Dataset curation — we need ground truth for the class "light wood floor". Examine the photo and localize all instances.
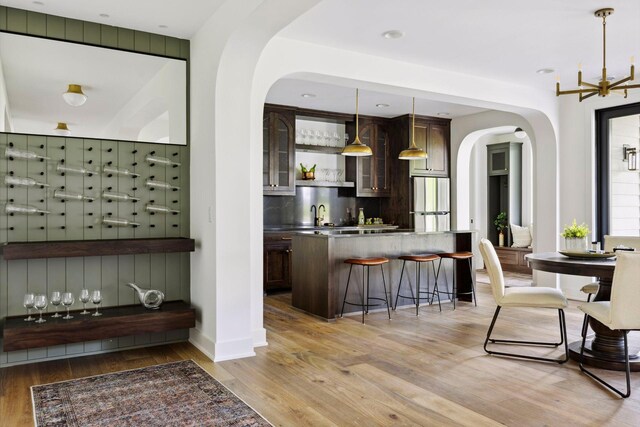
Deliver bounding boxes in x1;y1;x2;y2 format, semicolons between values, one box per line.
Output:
3;275;640;426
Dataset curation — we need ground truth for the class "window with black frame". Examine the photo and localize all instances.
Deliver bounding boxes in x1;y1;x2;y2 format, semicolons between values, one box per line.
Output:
595;102;640;242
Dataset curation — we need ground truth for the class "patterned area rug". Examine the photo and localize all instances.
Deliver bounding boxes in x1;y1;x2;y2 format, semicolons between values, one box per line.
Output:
31;360;271;427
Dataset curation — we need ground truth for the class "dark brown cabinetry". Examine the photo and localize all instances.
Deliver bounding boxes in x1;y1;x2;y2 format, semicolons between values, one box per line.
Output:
346;118;390;197
493;246;532;274
408;118;450;177
264;233;292;291
263;107;296;196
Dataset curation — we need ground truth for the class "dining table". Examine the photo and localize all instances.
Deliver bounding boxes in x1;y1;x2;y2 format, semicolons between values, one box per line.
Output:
525;251;639;372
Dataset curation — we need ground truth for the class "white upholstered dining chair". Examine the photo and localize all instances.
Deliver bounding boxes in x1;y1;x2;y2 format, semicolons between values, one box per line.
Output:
479;238;569;363
579;251;640;398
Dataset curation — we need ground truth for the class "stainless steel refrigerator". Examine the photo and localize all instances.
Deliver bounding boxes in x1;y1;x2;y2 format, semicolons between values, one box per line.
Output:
413;177;450;232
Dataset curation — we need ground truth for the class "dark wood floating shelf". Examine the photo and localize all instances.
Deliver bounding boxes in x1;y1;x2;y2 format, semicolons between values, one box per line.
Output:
0;237;195;260
2;301;196;351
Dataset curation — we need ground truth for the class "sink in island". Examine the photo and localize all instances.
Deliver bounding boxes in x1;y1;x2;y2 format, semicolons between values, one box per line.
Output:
292;230;476;320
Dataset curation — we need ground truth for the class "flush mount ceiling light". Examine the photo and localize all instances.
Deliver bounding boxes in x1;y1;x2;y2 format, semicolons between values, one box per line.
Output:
341;88;372;157
376;103;390;108
300;93;316;98
437;112;450;117
399;97;427;160
536;68;555;74
99;13;109;18
63;84;87;106
556;8;640;101
514;127;527;138
54;122;71;136
381;30;404;39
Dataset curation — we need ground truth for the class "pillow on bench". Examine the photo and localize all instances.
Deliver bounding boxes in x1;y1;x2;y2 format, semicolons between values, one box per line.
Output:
511;224;532;248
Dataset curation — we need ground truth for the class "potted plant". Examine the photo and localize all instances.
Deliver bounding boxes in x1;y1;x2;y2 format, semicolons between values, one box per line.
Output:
561;219;590;251
494;212;508;247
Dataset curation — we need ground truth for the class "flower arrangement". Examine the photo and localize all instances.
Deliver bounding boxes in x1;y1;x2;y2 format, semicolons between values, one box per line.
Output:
561;219;590;238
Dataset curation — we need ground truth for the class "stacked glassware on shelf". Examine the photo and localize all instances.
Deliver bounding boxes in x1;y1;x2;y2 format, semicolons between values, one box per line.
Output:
296;129;347;147
22;289;103;322
315;168;345;183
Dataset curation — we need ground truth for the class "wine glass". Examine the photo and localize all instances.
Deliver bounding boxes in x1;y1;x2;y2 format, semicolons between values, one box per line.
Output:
314;130;322;146
79;289;90;314
91;290;102;316
23;293;35;321
323;131;331;145
34;294;48;323
337;169;344;182
62;292;75;319
332;132;340;147
50;291;62;317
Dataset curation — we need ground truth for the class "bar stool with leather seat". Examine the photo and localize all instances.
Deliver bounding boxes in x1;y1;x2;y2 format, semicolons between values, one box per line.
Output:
393;254;441;315
479;238;569;364
434;251;476;309
579;251;640;398
340;257;391;324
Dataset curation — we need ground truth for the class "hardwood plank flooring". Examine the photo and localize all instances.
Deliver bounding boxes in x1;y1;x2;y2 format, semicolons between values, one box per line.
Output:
2;273;640;426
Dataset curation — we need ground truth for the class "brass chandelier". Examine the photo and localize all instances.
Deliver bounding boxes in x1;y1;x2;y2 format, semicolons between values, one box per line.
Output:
556;8;639;102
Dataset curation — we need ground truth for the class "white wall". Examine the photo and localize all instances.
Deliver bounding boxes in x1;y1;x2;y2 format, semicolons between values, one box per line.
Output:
0;55;12;132
610;115;640;236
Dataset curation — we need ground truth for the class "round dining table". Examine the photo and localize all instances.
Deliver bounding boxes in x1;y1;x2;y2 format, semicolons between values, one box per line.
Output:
526;252;639;371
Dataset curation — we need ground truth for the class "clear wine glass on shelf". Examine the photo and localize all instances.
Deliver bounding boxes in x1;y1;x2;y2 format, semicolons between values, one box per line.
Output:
23;293;35;321
332;169;339;182
79;289;90;315
91;290;102;317
323;131;331;145
34;294;48;323
50;291;62;317
337;169;345;182
344;133;349;147
332;132;340;147
300;129;308;144
295;129;302;144
314;130;323;146
62;292;74;319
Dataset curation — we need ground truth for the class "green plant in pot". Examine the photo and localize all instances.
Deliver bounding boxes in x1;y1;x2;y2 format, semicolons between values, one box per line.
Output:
494;212;508;247
561;219;590;251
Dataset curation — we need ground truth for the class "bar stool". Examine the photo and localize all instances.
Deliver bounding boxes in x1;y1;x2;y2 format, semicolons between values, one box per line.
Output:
340;257;391;324
435;251;476;309
393;254;441;315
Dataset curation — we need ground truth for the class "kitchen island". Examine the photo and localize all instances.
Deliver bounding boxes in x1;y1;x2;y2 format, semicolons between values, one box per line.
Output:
292;229;475;320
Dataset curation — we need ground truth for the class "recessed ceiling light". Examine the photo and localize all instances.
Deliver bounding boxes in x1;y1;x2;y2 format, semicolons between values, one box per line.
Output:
381;30;404;39
300;93;316;98
99;13;110;18
536;68;555;74
376;103;390;108
158;24;168;29
437;112;450;116
32;1;44;5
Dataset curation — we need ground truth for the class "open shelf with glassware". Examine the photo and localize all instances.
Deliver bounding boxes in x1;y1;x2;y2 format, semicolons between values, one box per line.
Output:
2;301;195;351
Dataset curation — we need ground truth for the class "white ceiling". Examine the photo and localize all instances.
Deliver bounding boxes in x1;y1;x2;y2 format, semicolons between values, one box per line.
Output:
4;0;640;117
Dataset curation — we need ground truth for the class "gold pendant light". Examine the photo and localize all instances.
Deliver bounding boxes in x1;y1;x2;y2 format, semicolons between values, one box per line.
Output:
556;8;640;102
54;122;71;136
398;97;427;160
342;88;373;157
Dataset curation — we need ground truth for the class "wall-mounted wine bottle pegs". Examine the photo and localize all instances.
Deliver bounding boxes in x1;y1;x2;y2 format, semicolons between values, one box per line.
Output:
5;147;50;161
56;163;96;176
103;164;140;178
100;216;141;227
53;189;95;202
145;154;181;167
4;175;49;188
102;191;140;202
5;203;50;215
145;179;180;191
145;204;180;214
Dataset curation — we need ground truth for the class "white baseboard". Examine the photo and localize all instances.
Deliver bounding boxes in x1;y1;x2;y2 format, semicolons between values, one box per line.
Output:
252;327;268;348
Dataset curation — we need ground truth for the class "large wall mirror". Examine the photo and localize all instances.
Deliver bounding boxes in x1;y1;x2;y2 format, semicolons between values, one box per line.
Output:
0;32;187;145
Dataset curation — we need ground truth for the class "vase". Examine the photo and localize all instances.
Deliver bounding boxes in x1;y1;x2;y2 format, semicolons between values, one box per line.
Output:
498;232;505;247
564;236;588;251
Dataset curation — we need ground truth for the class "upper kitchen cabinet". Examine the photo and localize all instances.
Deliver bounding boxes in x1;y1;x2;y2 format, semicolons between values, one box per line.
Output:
488;143;510;176
408;118;450;177
263;106;296;196
346;118;390;197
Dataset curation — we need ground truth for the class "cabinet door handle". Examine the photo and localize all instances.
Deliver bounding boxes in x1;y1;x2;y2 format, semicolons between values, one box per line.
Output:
281;237;292;240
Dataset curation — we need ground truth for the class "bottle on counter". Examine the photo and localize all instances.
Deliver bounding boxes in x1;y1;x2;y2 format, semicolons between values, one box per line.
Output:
358;208;365;225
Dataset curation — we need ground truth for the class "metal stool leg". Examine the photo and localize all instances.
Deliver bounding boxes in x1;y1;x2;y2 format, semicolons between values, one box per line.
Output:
431;260;442;312
469;258;477;307
452;258;457;310
340;265;354;318
415;262;421;316
380;264;391;320
394;260;410;310
362;265;367;323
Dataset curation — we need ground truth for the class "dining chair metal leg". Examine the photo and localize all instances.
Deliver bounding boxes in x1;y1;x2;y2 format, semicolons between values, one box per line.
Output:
579;315;631;398
484;306;569;364
580;293;594;338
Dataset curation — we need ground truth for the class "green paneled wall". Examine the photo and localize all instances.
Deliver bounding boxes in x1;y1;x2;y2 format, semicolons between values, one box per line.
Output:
0;7;191;366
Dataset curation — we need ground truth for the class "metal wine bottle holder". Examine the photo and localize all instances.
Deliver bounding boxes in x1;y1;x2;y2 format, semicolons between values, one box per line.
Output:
126;283;165;309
